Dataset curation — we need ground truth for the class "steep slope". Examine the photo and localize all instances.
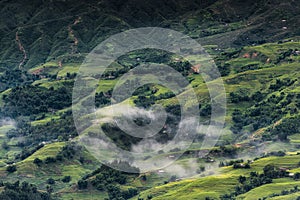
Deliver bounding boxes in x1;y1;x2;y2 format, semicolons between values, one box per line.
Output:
136;153;300;200
1;0;300;69
0;39;299;199
0;1;300;199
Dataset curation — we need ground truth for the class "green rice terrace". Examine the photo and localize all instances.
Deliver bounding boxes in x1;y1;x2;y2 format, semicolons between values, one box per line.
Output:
0;0;300;199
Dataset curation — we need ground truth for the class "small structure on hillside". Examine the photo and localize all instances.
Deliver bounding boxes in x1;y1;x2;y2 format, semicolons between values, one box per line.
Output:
191;64;201;74
243;53;251;58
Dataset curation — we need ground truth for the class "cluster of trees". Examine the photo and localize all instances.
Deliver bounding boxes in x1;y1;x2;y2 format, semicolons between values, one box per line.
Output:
3;83;73;118
134;91;175;109
231;91;299;135
215;62;230;76
210;145;238;157
34;156;55;166
95;90;112;108
106;185;138;200
230;90;264;103
220;164;289;199
267;185;299;199
33;142;79;167
237;63;261;73
0;69;39;91
0;181;51;200
233;162;251;169
117;49;192;76
81;161;139;183
102;123;142;151
269;78;296;91
101;66;131;80
57;142;78;160
265;151;286;157
251;151;287;163
275;49;295;64
91;167;128;190
78;164;139;199
219;159;244;167
165;104;181;117
99;49;198;92
263;164;290;179
104;80;176;110
44;176;71;186
6;112;76;154
214;48;242;76
293;173;300;180
269;115;300;141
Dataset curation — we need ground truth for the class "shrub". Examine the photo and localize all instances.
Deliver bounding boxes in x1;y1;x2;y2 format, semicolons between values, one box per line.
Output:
33;158;43;166
61;176;71;183
47;178;55;185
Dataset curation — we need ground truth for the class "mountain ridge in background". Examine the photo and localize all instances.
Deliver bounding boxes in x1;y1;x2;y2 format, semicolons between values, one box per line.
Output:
1;0;299;69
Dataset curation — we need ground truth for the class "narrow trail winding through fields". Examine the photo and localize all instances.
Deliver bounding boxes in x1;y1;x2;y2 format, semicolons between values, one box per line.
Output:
15;29;27;69
68;17;81;54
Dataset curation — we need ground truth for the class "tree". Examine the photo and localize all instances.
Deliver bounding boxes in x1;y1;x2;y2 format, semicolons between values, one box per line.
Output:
238;175;246;184
62;176;71;183
47;178;55;185
33;158;43;166
197;166;205;173
77;180;88;190
294;173;300;180
0;181;51;200
263;164;278;178
141;174;147;181
6;165;16;173
244;163;251;169
46;185;53;194
1;141;9;150
251;91;264;101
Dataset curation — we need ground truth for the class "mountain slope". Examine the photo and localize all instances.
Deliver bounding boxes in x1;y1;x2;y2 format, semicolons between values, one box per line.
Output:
1;0;300;69
0;1;300;200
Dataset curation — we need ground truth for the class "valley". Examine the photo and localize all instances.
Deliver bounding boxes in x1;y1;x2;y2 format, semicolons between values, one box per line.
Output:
0;0;300;199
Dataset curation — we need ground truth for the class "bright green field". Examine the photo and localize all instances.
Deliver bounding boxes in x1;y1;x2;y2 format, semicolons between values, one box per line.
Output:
136;154;300;200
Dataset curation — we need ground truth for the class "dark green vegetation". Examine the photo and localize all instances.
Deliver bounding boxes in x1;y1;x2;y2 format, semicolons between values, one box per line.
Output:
1;0;300;69
0;181;51;200
0;0;300;199
3;83;73;117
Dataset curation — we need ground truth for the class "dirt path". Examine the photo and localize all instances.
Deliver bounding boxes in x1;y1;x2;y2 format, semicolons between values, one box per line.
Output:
15;29;27;69
68;17;81;54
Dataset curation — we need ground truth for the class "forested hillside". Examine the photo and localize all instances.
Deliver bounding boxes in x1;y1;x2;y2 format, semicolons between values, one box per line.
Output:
0;0;300;199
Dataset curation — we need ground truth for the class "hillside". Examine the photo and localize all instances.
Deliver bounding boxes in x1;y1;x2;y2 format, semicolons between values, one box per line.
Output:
0;39;299;199
1;0;300;69
0;0;300;199
137;153;300;199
